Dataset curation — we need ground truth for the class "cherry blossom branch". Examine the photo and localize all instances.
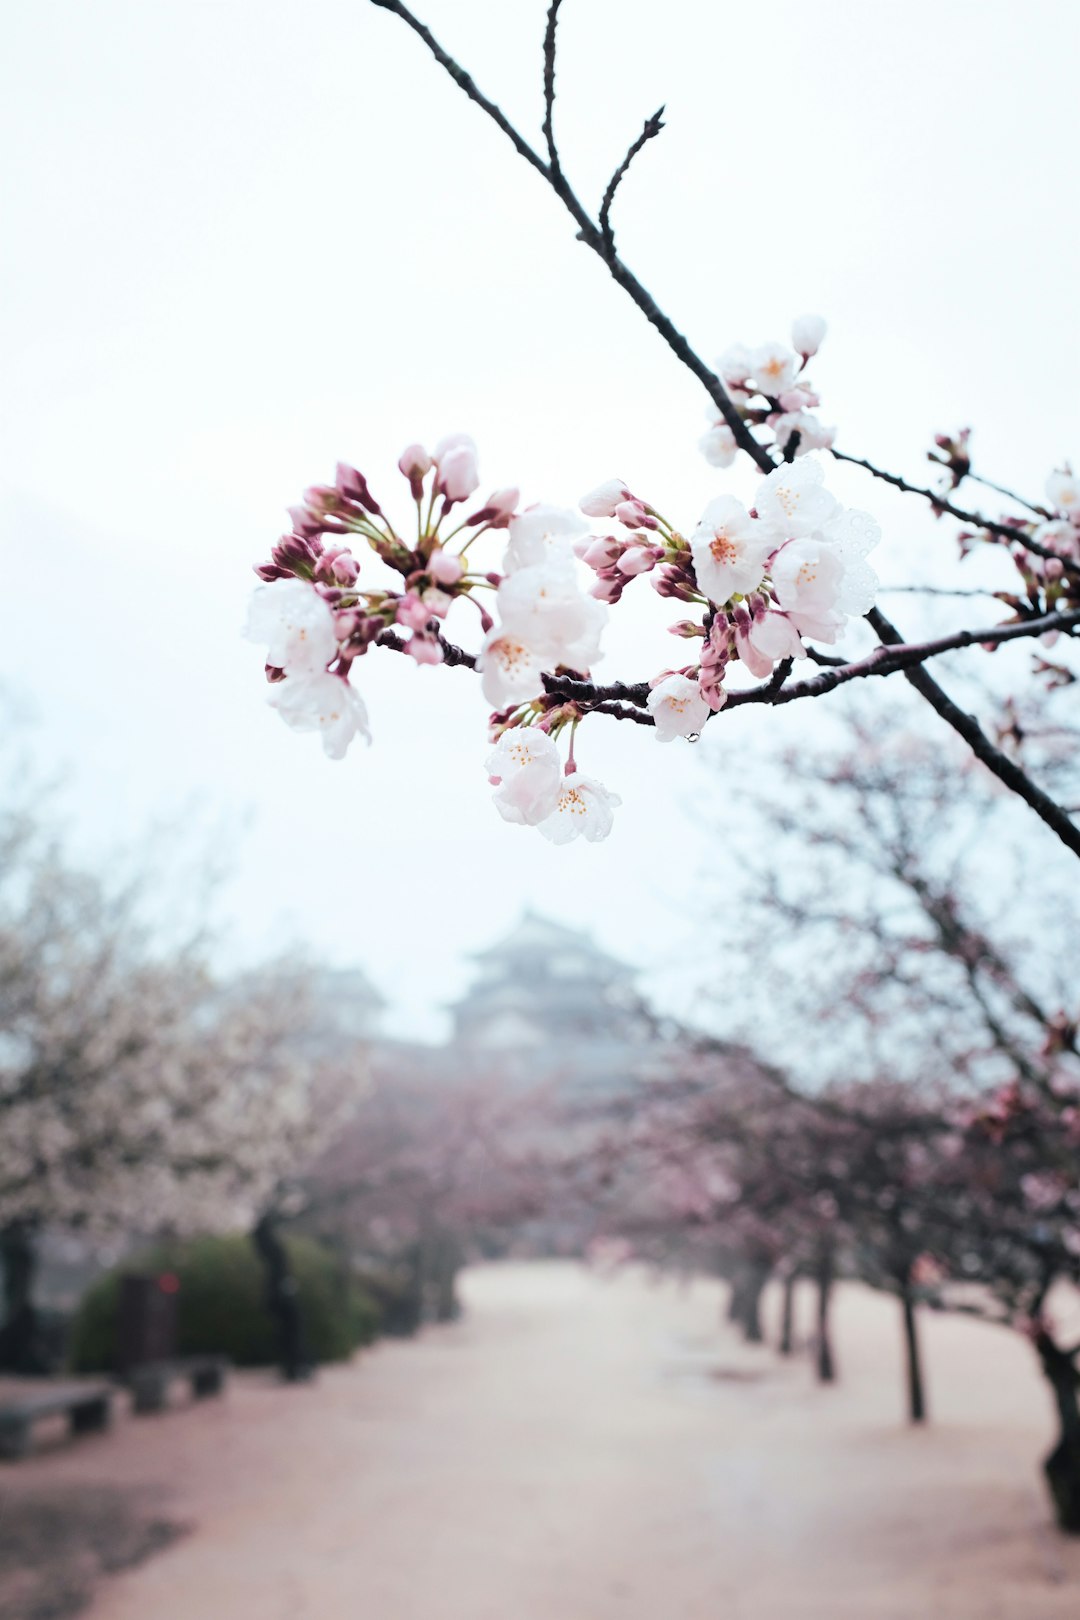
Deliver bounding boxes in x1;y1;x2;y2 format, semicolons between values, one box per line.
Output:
960;468;1050;519
867;608;1080;860
831;449;1064;561
536;607;1080;715
368;0;774;475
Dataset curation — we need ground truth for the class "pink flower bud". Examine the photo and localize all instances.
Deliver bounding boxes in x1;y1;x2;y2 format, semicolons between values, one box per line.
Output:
590;574;625;604
580;479;631;518
617;544;659;575
434;435;480;504
316;546;361;586
466;487;519;529
335;463;382;514
429;548;465;586
407;631;444;665
582;536;621;571
615;499;650;528
287;504;323;539
398;443;432;501
395;591;431;632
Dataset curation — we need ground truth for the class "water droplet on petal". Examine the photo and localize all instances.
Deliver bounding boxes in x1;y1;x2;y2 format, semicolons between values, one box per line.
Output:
685;731;701;743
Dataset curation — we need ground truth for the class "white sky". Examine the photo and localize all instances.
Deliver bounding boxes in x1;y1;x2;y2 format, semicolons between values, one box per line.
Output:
2;0;1078;1039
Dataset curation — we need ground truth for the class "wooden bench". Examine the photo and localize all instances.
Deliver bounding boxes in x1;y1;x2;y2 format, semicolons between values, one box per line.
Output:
0;1380;113;1460
128;1355;228;1414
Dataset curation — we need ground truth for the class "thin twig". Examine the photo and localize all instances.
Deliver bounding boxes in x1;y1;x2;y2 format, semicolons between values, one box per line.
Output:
832;450;1064;563
368;0;774;474
962;467;1050;519
541;1;564;177
599;107;666;256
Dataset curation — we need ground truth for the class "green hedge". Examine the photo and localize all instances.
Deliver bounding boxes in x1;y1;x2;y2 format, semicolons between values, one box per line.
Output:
69;1232;381;1372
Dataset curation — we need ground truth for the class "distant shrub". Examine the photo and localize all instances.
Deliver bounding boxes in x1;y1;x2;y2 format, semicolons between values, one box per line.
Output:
69;1232;380;1372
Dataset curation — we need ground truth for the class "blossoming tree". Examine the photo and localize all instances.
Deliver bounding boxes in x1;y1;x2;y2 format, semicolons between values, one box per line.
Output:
0;808;344;1373
243;1;1080;859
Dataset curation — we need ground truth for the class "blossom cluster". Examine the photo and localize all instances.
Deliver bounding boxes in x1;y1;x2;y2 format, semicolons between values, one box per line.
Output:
699;314;835;469
245;404;879;844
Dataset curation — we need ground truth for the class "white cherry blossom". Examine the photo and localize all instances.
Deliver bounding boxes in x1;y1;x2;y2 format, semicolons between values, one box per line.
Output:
754;456;841;540
268;672;371;758
1046;469;1080;516
717;343;753;386
537;775;621;844
699;420;738;469
476;627;548;709
749;341;799;397
770;539;847;641
736;611;805;677
496;560;607;671
690;495;773;603
770;410;837;458
486;728;562;825
503;504;588;572
245;580;337;675
647;674;711;742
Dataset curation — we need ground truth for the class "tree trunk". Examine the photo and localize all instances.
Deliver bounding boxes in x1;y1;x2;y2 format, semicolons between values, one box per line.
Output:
815;1242;836;1383
0;1221;47;1374
778;1268;797;1356
251;1214;313;1383
1034;1329;1080;1533
725;1268;746;1324
900;1285;927;1424
742;1262;768;1344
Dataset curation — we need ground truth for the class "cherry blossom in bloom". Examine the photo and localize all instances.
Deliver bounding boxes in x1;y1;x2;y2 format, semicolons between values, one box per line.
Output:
486;728;562;825
770;505;880;642
245;580;337;675
770;409;837;458
268;672;371;759
749;341;799;398
698;420;738;469
503;505;588;572
496;560;607;671
754;456;842;540
476;628;549;709
537;775;621;844
689;496;772;604
1046;468;1080;517
735;609;805;677
647;674;711;741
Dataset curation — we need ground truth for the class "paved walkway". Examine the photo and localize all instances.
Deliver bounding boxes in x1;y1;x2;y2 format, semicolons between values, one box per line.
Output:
8;1263;1080;1618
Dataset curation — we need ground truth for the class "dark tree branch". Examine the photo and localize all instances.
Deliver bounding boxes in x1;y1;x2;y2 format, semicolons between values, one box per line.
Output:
541;1;564;178
368;0;774;474
833;450;1065;563
867;609;1080;861
599;107;666;256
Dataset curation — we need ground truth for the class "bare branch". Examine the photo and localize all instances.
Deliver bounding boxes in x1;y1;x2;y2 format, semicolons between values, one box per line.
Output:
832;449;1066;563
368;0;773;473
599;107;666;257
541;1;564;177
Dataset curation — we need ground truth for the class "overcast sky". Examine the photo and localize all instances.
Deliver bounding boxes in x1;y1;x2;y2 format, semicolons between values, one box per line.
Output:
3;0;1078;1039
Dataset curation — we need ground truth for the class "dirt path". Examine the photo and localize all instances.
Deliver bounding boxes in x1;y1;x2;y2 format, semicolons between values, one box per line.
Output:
7;1262;1080;1618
